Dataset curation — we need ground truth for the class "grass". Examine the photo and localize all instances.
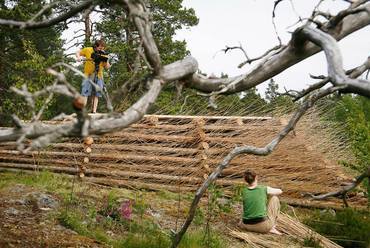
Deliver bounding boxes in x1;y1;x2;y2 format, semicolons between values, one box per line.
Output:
0;170;229;248
58;207;226;248
0;170;69;193
179;229;226;248
304;208;370;248
302;232;323;248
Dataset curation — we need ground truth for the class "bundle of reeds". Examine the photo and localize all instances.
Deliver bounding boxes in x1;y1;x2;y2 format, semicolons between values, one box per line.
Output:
229;213;342;248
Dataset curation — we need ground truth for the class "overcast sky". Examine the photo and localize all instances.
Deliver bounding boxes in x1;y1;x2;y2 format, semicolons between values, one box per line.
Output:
175;0;370;95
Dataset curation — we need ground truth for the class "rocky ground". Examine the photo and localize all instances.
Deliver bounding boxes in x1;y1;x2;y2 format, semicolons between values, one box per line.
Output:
0;184;104;248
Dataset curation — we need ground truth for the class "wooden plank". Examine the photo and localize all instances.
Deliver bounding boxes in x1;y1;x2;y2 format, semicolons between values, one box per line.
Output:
0;167;196;192
0;157;202;176
0;162;203;183
144;114;273;121
0;156;328;182
0;148;313;168
96;132;271;145
0;149;201;164
0;162;349;194
51;143;200;155
129;123;282;132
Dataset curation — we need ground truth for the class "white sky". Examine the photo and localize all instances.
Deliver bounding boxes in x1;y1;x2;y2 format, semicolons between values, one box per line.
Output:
175;0;370;95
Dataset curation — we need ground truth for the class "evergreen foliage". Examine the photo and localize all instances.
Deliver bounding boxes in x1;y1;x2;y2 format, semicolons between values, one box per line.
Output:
0;0;65;125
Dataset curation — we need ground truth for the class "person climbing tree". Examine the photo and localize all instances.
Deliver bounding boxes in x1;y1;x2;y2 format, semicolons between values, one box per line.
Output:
238;169;283;235
76;39;110;113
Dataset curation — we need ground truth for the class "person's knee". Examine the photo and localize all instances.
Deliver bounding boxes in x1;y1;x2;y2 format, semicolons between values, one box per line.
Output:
270;195;280;204
237;221;244;229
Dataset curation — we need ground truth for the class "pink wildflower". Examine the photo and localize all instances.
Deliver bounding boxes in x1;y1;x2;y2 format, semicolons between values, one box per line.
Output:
119;199;133;220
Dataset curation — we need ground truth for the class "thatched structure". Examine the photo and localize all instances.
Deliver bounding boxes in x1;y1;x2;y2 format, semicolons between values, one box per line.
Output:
0;114;366;209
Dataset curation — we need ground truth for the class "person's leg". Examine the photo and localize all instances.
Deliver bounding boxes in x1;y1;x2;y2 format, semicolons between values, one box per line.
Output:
91;78;104;113
267;196;280;225
267;196;281;235
91;96;98;113
238;220;272;233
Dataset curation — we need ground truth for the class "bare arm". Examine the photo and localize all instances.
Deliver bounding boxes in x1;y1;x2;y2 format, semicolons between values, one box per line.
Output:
76;50;82;62
267;186;282;196
104;61;111;69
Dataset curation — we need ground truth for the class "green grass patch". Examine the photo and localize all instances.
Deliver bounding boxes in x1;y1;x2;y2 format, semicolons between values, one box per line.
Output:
304;208;370;248
178;229;226;248
302;233;323;248
0;170;71;192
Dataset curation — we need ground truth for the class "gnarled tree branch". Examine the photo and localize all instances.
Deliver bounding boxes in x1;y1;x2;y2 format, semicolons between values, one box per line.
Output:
0;0;95;29
298;26;370;97
308;166;370;207
186;2;370;94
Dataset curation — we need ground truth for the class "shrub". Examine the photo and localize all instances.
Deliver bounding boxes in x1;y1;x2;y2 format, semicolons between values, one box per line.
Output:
305;208;370;248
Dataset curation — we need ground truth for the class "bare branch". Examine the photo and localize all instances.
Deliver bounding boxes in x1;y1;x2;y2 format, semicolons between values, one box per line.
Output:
278;87;299;98
207;95;218;110
32;82;57;122
272;0;283;45
299;26;370;97
312;11;333;21
308;166;370;207
238;45;282;68
293;78;330;102
0;0;95;29
288;0;303;22
272;0;285;18
327;2;369;28
123;0;162;73
186;2;370;95
221;44;250;62
11;115;24;129
294;57;370;101
29;1;61;22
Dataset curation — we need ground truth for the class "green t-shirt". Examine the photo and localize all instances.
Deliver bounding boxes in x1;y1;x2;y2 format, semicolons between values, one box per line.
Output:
242;185;267;220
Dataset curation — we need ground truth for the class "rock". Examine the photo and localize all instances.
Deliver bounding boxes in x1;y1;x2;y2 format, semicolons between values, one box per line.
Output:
27;193;59;209
5;207;20;216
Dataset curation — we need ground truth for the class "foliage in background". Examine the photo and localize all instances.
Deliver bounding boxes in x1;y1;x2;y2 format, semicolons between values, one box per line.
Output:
149;82;273;116
319;95;370;203
304;208;370;248
322;95;369;171
264;78;296;115
0;0;65;125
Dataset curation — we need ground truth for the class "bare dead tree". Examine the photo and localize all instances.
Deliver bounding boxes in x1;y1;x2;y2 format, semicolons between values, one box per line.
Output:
82;6;94;44
307;166;370;207
294;57;370;102
0;1;369;247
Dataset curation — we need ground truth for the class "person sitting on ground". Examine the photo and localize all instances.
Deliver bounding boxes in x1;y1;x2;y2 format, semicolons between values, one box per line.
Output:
238;169;283;235
76;39;110;113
